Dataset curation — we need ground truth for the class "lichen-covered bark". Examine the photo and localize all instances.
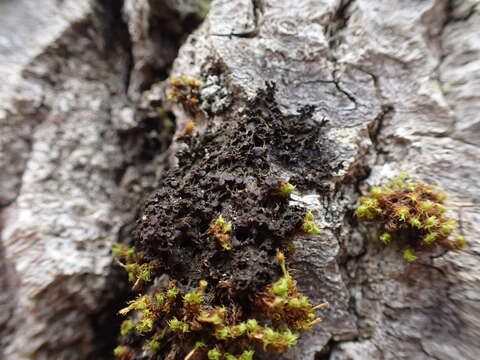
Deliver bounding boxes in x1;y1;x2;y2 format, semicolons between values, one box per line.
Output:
0;0;479;359
328;1;480;359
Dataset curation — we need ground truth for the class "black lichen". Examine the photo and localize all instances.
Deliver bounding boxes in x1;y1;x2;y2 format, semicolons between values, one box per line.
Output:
137;82;339;294
121;82;339;358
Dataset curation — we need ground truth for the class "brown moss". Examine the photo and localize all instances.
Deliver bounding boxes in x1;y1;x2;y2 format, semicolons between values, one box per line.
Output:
208;216;233;251
167;75;202;114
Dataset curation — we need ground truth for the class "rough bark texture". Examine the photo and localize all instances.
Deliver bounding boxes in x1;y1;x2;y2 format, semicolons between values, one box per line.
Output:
0;0;478;359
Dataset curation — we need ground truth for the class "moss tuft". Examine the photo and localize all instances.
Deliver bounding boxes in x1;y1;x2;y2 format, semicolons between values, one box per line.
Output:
302;211;322;235
277;180;296;197
112;244;158;291
166;75;202;114
209;215;233;250
113;252;327;359
356;174;466;261
114;345;134;360
403;249;418;262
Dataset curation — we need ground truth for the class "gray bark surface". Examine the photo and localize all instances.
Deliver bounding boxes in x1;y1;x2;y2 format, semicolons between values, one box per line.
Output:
0;0;478;359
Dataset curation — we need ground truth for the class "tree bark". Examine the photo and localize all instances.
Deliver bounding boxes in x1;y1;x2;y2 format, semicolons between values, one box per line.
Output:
0;0;479;359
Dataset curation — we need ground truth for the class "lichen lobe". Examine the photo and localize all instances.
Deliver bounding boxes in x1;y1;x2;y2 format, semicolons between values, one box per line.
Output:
138;82;340;289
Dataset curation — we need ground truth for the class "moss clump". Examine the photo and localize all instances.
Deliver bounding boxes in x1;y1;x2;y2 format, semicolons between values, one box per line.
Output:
113;345;134;360
120;319;135;336
114;252;327;359
403;249;418;262
167;75;202;114
209;216;233;250
302;211;322;235
276;180;296;197
255;251;328;332
356;173;466;261
112;244;158;291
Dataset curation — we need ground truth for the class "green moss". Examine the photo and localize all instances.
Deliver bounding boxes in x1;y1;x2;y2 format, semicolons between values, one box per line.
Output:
440;219;457;235
209;215;233;250
403;249;418;262
138;263;155;282
379;233;392;244
454;235;467;250
155;293;165;307
113;252;327;359
166;282;180;298
423;216;439;229
136;317;154;334
214;216;232;233
195;341;207;349
246;319;259;332
239;350;255;360
112;243;157;289
423;232;438;244
208;348;222;360
112;244;136;263
167;317;190;333
418;200;435;213
184;291;203;305
120;319;135;336
355;198;383;220
118;295;151;315
215;326;230;340
147;339;160;352
356;174;466;261
231;323;248;337
272;276;289;297
409;217;422;228
278;180;296;196
302;211;322;234
113;345;132;359
394;205;409;221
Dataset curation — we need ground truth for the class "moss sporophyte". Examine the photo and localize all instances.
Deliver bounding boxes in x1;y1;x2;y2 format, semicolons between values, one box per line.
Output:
355;173;466;261
113;249;328;360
